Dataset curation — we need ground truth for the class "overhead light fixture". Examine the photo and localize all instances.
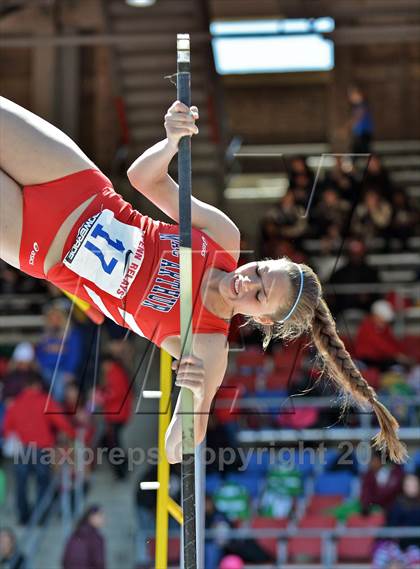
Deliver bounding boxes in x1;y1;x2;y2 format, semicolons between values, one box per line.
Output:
126;0;156;6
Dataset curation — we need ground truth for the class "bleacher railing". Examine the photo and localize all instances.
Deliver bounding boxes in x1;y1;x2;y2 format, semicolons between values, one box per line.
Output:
22;429;87;568
206;527;420;568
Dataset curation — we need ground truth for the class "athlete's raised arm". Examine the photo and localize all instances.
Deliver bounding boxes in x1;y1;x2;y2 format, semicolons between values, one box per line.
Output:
127;101;240;253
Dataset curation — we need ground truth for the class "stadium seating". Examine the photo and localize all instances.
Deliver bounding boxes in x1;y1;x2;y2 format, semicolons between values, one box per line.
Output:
403;335;420;362
226;472;263;499
235;350;267;373
149;537;180;564
206;472;223;495
272;342;305;376
346;512;385;528
288;536;322;562
314;472;355;496
306;494;344;515
265;370;292;391
362;367;381;389
277;448;315;477
239;448;271;476
336;536;374;562
337;512;385;559
250;516;288;558
225;373;256;394
288;514;337;562
299;514;337;529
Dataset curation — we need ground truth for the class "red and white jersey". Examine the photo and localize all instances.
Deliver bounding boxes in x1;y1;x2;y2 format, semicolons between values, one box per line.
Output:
47;185;238;347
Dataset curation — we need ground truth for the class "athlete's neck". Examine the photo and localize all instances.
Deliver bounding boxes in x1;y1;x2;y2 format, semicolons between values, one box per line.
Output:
201;268;233;321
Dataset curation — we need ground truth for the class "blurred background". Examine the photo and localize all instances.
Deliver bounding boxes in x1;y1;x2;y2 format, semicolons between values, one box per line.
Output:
0;0;419;568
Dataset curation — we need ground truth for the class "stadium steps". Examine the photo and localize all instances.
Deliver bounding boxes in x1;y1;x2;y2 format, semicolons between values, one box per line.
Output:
0;460;137;568
105;0;226;184
30;466;136;569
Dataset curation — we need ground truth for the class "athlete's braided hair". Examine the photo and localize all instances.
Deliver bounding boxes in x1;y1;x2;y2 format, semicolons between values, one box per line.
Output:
251;258;408;463
311;298;407;463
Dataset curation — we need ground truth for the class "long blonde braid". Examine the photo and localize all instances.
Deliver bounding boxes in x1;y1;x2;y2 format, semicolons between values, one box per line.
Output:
311;299;408;463
252;259;408;464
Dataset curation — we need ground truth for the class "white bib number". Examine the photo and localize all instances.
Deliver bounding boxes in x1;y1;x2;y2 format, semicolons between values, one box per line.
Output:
64;209;145;299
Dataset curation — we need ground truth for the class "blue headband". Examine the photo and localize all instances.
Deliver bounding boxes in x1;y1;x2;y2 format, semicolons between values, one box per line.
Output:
280;263;304;323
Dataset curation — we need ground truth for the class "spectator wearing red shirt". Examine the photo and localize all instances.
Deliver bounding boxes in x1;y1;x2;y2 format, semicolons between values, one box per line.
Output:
4;375;75;524
355;300;411;371
360;451;404;515
99;355;133;480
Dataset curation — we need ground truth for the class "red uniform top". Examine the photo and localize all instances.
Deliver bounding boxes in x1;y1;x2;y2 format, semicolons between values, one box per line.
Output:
45;174;238;347
4;386;76;448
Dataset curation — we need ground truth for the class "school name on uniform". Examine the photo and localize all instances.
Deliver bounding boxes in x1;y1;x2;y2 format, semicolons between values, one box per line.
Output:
141;233;180;313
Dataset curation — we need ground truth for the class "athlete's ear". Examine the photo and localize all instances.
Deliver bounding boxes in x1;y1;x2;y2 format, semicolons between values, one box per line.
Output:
254;315;274;326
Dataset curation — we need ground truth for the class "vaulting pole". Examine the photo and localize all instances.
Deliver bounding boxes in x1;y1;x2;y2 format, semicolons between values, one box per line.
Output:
176;33;197;569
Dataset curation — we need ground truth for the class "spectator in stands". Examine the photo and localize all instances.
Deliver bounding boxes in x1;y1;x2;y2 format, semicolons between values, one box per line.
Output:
0;527;25;569
0;264;20;296
63;381;95;446
373;545;419;569
267;192;307;244
322;156;356;203
0;342;41;404
272;238;307;264
258;214;281;259
219;555;244;569
98;354;133;480
328;239;379;314
355;300;412;371
206;414;239;474
373;473;420;568
360;451;404;515
35;300;83;402
352;188;392;239
388;189;419;247
258;209;307;264
62;504;106;569
347;85;374;155
0;261;45;297
288;156;314;198
311;187;350;238
206;494;232;569
364;154;394;199
387;473;420;551
62;381;95;500
3;374;75;525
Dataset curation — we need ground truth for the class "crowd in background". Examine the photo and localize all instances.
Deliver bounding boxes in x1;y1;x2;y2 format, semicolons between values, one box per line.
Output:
258;153;419;262
0;298;134;567
0;88;419;569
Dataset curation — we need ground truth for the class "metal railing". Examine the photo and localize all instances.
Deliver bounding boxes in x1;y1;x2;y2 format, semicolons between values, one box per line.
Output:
206;527;420;569
21;430;87;568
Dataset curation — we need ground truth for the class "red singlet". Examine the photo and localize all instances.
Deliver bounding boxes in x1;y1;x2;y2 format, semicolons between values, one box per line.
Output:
19;169;238;346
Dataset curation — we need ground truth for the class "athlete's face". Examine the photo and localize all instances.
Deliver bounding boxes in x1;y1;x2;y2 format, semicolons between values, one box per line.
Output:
218;260;291;323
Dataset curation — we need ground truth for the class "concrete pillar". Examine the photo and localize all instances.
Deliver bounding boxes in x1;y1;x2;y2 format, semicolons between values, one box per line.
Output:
328;43;352;153
56;35;80;140
93;45;118;170
31;9;56;121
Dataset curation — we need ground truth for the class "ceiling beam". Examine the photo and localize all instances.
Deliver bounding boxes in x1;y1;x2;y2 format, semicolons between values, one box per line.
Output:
210;0;420;21
0;31;210;48
328;25;420;44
